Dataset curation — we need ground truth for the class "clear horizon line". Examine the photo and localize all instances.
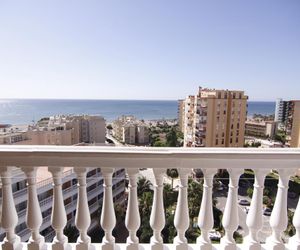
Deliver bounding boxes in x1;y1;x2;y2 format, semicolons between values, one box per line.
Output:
0;97;277;102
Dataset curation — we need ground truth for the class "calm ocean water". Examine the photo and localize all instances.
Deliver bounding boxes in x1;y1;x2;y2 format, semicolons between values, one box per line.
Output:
0;99;275;125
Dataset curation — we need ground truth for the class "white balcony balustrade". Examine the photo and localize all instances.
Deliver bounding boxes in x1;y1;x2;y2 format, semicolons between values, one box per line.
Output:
0;146;300;250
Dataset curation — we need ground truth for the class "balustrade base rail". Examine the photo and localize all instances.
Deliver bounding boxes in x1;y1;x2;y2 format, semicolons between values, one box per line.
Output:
10;243;295;250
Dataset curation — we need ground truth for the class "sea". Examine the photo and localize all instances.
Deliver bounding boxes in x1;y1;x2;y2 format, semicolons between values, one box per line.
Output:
0;99;275;125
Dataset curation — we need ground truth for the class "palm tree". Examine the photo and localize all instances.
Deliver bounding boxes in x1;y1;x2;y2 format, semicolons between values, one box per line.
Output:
137;177;152;197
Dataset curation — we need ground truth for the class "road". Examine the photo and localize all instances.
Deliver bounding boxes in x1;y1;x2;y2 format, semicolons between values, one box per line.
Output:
215;189;272;242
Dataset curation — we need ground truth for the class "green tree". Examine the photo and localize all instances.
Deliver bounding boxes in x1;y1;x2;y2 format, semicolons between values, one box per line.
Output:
247;187;253;198
188;179;203;220
163;183;178;208
153;141;167;147
137;191;153;242
166;169;179;188
285;210;295;236
166;127;178;147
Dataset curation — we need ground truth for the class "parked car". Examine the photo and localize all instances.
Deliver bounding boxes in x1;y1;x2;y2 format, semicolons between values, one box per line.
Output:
239;199;250;206
208;230;221;241
264;208;272;216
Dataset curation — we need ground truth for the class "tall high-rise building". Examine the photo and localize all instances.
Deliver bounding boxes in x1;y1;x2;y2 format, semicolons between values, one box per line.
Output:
180;87;248;147
274;98;289;124
286;100;300;147
274;99;300;147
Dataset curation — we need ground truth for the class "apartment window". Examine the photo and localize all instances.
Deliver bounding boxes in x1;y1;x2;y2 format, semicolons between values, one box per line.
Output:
230;138;233;143
230;131;233;136
218;92;221;99
231;124;233;129
217;116;220;122
233;93;236;99
236;138;239;143
222;139;224;144
216;139;218;145
236;130;239;136
224;110;226;115
216;133;219;138
222;132;225;137
237;123;240;129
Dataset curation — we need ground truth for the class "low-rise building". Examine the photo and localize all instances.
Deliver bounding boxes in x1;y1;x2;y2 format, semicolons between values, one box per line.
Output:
245;120;277;138
112;116;149;145
0;115;106;145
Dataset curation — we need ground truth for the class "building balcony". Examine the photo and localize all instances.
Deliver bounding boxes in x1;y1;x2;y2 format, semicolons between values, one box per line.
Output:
0;146;300;250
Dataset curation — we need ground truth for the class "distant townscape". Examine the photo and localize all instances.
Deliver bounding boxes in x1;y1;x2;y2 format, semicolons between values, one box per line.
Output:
1;87;300;244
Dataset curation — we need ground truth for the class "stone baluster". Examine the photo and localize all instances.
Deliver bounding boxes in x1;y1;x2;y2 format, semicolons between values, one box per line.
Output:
0;167;22;250
174;168;191;250
100;168;116;250
74;168;94;250
150;168;165;250
49;167;71;250
197;169;217;250
125;168;140;250
245;169;269;250
23;167;46;250
220;169;243;250
266;169;294;250
289;184;300;250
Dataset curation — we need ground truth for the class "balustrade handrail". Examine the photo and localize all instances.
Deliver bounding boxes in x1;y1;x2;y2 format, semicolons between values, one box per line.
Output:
1;145;300;250
1;146;300;170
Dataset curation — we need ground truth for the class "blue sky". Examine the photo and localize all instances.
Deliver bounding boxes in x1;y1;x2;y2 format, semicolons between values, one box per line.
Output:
0;0;299;101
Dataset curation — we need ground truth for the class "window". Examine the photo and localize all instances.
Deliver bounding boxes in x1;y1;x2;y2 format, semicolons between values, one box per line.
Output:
233;93;236;99
237;123;240;129
224;110;226;115
230;138;233;143
231;124;233;129
215;139;218;145
218;92;221;99
236;138;239;143
224;93;228;99
222;132;225;137
222;139;224;144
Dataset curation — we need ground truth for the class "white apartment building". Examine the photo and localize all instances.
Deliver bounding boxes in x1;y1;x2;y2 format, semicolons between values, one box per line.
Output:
275;98;288;124
112;116;149;145
0;167;126;242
